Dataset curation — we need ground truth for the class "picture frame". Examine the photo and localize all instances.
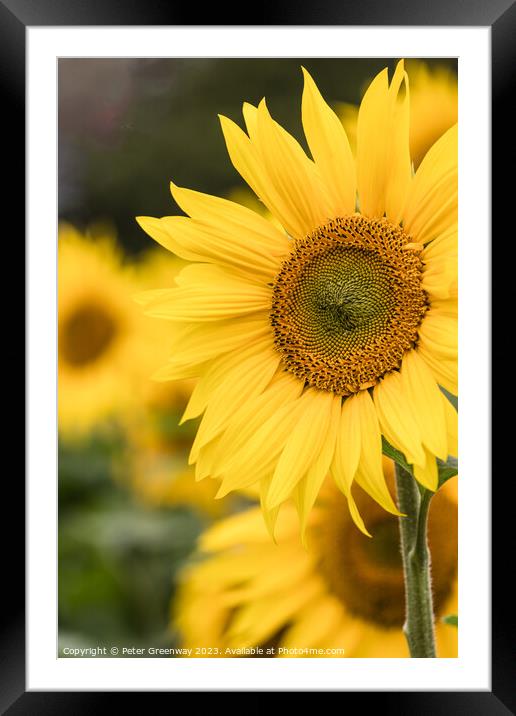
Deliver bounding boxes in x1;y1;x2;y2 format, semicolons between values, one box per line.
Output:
7;0;511;709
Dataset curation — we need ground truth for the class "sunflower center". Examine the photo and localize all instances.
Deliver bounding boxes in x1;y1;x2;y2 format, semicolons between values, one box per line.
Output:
311;482;457;628
271;215;428;395
59;303;117;367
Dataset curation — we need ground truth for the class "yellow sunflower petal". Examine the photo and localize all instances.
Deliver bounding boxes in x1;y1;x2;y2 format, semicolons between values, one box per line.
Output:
402;124;458;244
148;216;283;279
418;310;458;361
332;393;361;490
162;314;269;368
357;60;411;221
281;595;344;651
209;373;304;477
430;298;458;318
384;61;411;223
330;397;371;536
421;259;458;300
301;67;356;215
265;389;335;509
181;337;278;423
242;102;259;142
417;346;458;396
294;395;342;536
219;113;307;239
353;390;401;516
141;265;271;321
225;581;322;648
400;350;448;460
259;479;283;542
254;99;332;237
215;398;305;496
151;360;206;382
373;371;426;466
422;223;457;262
189;345;280;462
133;287;176;308
357;67;389;218
200;506;297;551
169;181;290;257
421;223;458;301
222;548;312;602
173;261;265;287
136;215;205;262
413;448;438;491
194;438;222;482
339;480;372;538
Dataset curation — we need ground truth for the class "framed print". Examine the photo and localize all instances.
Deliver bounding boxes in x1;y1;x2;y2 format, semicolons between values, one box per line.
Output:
7;0;513;710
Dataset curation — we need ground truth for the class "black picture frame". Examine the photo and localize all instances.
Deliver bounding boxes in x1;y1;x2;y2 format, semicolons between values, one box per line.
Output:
8;0;512;710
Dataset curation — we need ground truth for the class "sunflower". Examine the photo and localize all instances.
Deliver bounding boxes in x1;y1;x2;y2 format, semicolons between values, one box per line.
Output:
137;60;458;535
174;470;458;658
337;59;458;168
58;225;165;436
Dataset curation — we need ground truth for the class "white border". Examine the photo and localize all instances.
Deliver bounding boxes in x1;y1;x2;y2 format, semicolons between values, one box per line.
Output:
27;26;491;691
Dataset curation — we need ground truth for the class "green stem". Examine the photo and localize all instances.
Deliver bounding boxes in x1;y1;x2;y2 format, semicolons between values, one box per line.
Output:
395;462;436;658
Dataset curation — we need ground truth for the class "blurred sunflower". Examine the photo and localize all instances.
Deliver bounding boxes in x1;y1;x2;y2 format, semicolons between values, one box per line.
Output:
58;224;184;436
337;59;457;168
174;471;458;658
137;59;457;535
59;225;136;435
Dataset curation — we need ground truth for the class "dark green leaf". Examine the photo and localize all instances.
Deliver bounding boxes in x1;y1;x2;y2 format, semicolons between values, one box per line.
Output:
381;437;413;474
442;614;458;627
382;437;458;489
440;387;458;411
437;456;458;487
438;391;458;486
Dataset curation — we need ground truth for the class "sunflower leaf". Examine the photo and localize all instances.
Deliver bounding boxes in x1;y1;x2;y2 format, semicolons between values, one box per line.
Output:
437;456;458;488
440;386;458;411
442;614;458;627
382;437;458;489
381;437;413;474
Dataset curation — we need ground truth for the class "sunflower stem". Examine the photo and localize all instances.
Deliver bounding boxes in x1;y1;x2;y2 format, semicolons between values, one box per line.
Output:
395;462;436;658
